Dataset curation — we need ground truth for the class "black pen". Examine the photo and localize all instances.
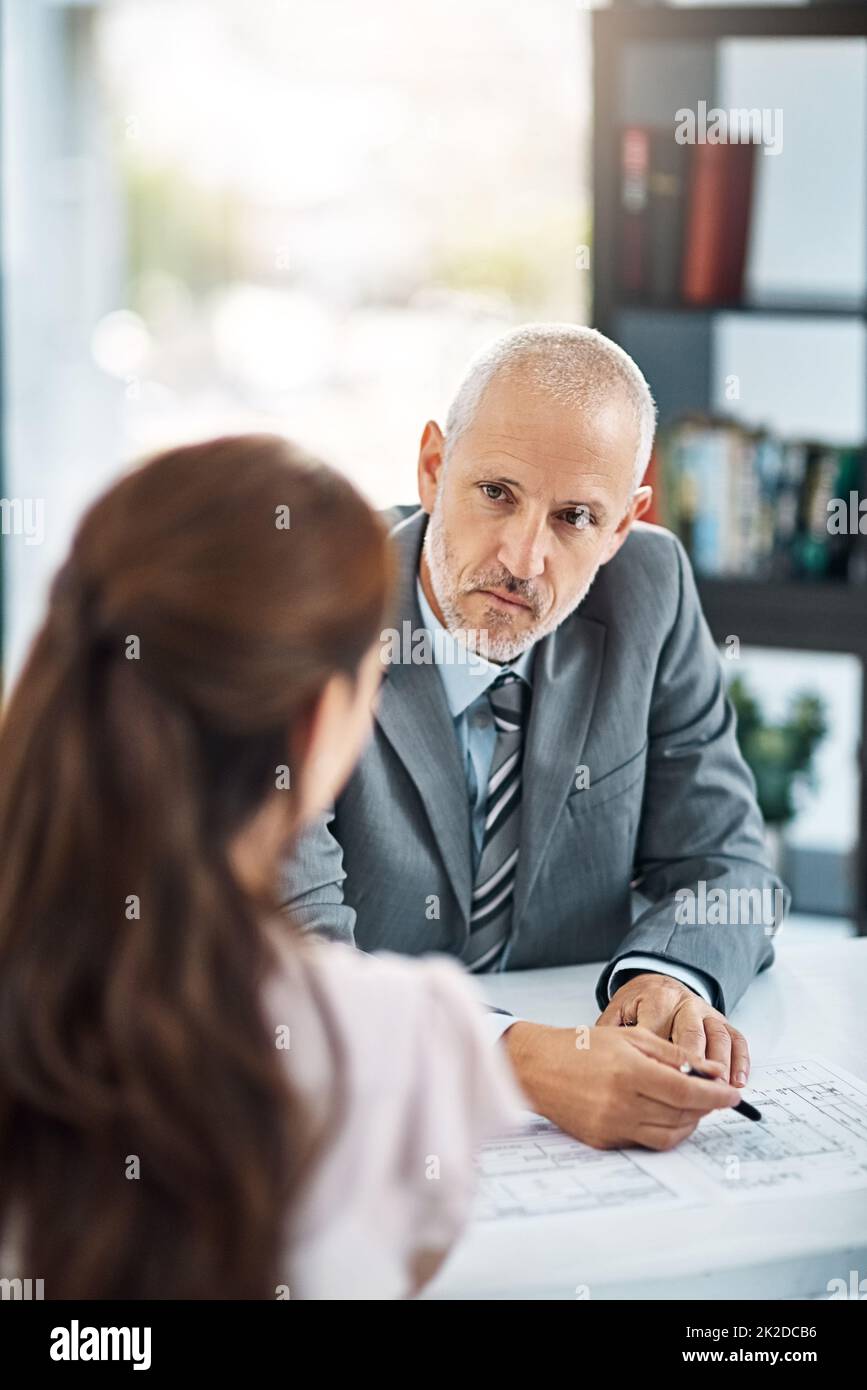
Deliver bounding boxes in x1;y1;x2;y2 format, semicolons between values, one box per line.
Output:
680;1062;762;1121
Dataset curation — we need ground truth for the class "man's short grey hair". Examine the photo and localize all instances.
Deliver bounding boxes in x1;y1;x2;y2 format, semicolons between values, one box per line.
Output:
443;323;657;495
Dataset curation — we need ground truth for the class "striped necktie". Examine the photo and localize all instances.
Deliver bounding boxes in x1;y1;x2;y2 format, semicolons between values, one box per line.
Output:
461;671;530;973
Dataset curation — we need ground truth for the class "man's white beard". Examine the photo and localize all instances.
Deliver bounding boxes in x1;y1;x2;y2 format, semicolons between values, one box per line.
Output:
423;497;601;664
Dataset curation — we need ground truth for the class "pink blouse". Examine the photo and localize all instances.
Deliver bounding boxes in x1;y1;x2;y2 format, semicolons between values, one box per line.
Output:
264;930;526;1299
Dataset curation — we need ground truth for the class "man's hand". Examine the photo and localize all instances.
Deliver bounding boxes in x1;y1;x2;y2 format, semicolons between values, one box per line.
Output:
501;1020;740;1151
597;971;750;1087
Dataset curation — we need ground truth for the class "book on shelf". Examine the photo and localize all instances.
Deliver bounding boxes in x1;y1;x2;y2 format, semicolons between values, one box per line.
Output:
619;125;756;305
648;417;867;583
620;126;649;295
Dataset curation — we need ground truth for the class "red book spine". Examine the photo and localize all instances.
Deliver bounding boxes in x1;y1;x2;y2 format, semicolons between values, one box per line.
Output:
681;143;755;304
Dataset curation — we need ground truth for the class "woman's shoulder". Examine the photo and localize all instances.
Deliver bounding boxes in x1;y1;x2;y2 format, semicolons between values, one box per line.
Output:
264;924;482;1017
261;927;525;1120
283;934;487;1020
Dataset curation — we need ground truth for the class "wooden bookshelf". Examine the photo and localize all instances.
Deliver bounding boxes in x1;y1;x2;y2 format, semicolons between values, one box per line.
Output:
592;5;867;935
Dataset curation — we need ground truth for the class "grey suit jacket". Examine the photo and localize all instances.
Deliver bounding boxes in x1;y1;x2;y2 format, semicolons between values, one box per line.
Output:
281;507;786;1014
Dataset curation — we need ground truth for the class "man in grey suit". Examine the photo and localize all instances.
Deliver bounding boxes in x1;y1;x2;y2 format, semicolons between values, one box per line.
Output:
283;323;787;1150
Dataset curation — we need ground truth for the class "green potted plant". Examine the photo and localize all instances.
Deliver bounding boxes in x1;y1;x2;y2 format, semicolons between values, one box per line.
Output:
727;675;828;871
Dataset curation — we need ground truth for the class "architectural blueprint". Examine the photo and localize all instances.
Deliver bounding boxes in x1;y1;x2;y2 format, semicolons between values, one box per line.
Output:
474;1057;867;1220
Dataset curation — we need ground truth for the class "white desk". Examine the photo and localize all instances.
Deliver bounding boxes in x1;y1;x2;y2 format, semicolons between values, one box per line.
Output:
423;937;867;1300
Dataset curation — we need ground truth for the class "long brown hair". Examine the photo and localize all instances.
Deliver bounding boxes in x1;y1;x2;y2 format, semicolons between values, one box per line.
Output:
0;434;393;1298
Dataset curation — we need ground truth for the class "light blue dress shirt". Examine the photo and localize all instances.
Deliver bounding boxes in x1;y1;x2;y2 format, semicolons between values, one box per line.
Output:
415;579;713;1042
416;579;535;873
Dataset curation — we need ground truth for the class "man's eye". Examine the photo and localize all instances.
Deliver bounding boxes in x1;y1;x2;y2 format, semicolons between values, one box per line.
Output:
481;484;507;502
562;506;594;530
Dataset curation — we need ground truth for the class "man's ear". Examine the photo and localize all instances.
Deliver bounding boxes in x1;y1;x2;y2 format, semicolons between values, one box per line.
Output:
417;421;446;514
602;485;653;565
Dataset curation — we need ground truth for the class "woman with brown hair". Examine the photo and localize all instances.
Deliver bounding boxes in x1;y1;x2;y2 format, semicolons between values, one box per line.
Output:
0;434;523;1300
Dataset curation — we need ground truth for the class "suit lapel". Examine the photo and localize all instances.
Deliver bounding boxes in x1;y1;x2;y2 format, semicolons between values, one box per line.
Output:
374;511;474;921
511;612;607;931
